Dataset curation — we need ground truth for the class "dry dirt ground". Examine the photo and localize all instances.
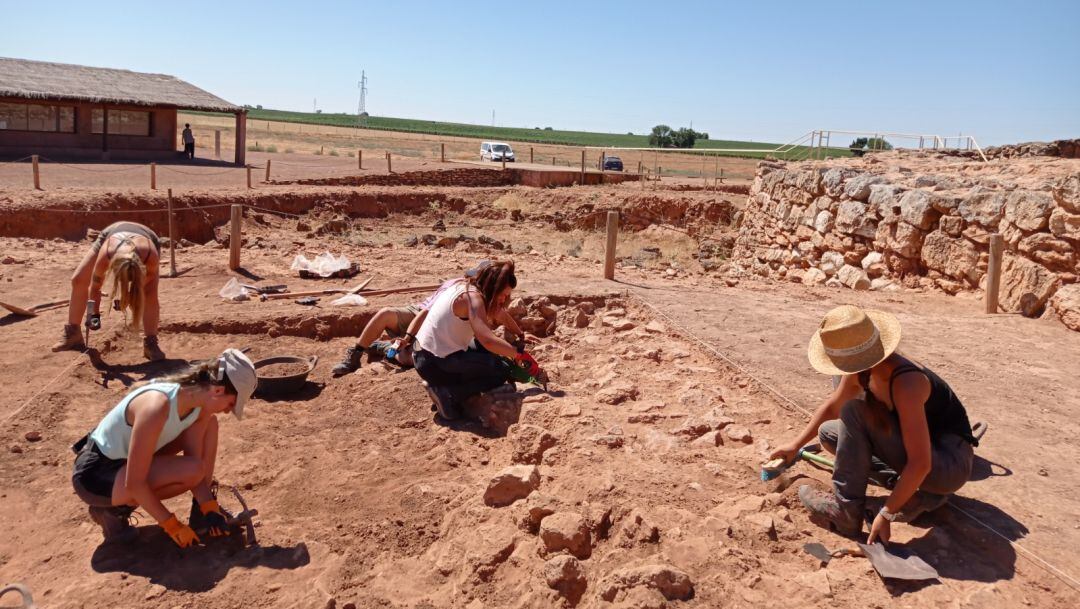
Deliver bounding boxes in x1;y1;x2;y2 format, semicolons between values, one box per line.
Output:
0;166;1078;608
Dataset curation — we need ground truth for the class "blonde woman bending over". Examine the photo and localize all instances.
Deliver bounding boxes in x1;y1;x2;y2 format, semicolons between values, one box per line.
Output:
52;221;165;360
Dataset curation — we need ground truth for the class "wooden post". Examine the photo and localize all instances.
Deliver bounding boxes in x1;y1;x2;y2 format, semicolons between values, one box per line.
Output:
246;165;252;189
265;159;271;182
440;142;446;162
150;162;156;190
714;156;719;190
229;204;242;270
386;151;392;173
986;234;1004;314
552;155;555;165
167;188;177;277
32;155;40;190
604;211;619;280
502;155;506;170
530;146;534;163
215;130;221;159
358;149;363;169
580;149;585;184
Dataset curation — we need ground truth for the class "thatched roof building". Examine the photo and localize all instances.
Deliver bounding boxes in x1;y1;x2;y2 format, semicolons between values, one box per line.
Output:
0;57;241;113
0;57;247;163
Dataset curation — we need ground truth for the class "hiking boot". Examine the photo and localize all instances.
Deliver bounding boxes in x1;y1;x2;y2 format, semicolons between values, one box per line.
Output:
423;381;459;420
88;505;138;543
798;485;862;537
143;335;165;361
332;346;363;377
368;340;392;360
51;324;85;352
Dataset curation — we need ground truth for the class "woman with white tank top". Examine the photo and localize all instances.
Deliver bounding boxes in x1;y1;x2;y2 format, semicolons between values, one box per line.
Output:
413;260;526;419
71;349;257;548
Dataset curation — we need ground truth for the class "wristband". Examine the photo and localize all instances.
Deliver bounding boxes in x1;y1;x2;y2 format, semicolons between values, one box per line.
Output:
879;507;898;522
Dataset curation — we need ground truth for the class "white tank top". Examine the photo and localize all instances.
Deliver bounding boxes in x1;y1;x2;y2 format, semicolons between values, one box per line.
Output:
89;382;201;460
416;282;475;357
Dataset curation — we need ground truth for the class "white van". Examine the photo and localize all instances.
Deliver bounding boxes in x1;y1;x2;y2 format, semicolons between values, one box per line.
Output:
480;142;515;162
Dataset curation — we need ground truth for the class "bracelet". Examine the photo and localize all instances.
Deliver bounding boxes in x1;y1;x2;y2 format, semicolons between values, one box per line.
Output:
879;507;898;522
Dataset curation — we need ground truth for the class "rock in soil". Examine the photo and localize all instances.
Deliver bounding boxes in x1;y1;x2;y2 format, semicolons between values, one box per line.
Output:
539;511;592;559
24;431;42;442
483;465;540;507
724;425;753;443
544;555;587;604
509;424;558;465
599;564;694;602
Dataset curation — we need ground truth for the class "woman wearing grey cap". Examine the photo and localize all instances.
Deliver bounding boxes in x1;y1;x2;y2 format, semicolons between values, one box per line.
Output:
70;348;257;547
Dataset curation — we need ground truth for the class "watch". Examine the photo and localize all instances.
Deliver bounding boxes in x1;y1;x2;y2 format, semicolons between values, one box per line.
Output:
879;507;898;522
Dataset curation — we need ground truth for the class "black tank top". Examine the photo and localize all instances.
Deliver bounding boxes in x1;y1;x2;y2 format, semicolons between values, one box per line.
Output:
887;363;978;446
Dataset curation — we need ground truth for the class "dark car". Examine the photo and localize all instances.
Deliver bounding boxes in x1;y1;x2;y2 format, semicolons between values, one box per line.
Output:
602;155;623;171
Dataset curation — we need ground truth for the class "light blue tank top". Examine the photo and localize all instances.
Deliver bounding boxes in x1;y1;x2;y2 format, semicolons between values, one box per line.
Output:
89;382;201;460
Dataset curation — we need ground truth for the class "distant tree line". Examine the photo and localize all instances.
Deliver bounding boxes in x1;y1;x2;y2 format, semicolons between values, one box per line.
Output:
649;124;710;148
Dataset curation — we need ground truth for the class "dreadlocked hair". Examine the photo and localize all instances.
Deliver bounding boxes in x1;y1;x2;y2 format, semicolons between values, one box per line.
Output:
106;250;146;328
158;358;238;395
470;260;516;312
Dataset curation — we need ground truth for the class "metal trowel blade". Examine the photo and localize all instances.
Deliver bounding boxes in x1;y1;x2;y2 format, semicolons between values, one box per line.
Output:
857;542;940;581
804;542;833;564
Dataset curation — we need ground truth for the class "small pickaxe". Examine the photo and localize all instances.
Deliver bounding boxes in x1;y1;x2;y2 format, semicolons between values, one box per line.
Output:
226;486;259;546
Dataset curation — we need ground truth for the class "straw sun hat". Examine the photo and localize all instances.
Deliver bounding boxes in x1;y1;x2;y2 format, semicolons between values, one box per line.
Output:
807;305;901;375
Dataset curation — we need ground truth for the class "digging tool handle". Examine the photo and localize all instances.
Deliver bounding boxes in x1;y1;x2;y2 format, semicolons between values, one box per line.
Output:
800;450;835;469
264;284;440;301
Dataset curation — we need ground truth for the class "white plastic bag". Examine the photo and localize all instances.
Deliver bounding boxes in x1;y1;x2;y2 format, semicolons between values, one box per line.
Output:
330;294;369;307
219;278;249;302
290;252;351;278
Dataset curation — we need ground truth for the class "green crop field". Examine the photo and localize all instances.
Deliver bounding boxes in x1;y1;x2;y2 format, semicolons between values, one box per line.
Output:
228;108;851;159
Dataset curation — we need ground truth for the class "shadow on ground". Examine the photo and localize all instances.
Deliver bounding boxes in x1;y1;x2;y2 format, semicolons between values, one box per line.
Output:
91;532;310;593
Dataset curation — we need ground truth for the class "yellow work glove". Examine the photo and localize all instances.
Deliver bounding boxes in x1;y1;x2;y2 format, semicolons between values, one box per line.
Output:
199;499;231;538
161;514;200;548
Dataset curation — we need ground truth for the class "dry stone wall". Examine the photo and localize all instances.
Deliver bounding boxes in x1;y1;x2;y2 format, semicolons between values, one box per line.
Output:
731;159;1080;330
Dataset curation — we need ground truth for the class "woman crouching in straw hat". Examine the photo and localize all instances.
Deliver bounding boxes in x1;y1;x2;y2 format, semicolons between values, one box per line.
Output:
71;349;257;547
769;305;978;544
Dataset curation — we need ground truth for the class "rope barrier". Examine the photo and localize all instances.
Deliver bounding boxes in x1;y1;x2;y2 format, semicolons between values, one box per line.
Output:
157;166;241;176
27;203;235;214
631;291;1080;594
37;156;144;173
0;155;34;165
0;349;86;428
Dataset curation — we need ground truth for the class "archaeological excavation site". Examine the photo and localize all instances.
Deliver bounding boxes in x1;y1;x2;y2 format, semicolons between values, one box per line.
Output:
1;136;1079;609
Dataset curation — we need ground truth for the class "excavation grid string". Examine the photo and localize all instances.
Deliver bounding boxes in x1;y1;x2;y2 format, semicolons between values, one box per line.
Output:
631;292;1080;594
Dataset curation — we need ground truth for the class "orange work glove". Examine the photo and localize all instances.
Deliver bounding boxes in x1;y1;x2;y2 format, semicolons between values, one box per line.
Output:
199;499;231;538
161;514;200;548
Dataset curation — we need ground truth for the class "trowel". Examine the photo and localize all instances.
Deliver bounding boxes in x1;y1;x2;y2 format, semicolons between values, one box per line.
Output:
0;299;69;317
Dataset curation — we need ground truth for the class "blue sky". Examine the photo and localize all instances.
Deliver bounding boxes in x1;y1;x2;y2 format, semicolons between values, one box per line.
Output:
3;1;1077;145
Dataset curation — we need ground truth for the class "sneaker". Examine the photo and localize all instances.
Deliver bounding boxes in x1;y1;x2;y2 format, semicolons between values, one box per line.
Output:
331;346;363;377
143;335;165;361
798;485;862;537
88;505;138;543
51;324;85;352
423;381;459;420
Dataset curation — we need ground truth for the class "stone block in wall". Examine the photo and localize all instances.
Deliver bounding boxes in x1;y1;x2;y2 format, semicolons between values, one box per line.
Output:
922;230;980;283
814;210;834;233
836;201;877;238
1052;174;1080;214
930;193;962;215
795;168;824;196
1004;190;1055;231
868;184;904;213
888;222;926;259
814;195;834;212
899;190;940;230
959;186;1007;228
837;265;871;290
1000;221;1024;251
940;215;964;237
1049;284;1080;332
819;251;845;276
822;168;854;198
843;175;887;202
1049;208;1080;241
861;251;883;270
1019;234;1076;272
804;267;827;285
999;254;1061;317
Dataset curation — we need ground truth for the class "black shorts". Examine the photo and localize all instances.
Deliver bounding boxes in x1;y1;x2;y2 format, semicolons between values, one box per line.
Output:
72;439;125;507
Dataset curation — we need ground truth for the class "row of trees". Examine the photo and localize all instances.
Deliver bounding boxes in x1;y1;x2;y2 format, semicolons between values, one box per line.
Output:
648;125;709;149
